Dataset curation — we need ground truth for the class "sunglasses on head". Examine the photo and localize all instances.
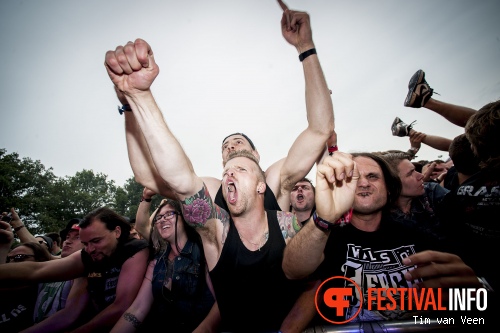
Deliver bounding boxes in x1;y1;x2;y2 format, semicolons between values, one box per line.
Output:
7;254;35;263
38;240;47;245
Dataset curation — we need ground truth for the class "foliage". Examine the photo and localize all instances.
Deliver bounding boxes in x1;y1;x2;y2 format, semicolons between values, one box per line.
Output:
0;148;163;235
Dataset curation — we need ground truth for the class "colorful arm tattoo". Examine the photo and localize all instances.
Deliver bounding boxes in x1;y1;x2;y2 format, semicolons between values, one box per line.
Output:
277;211;301;241
124;312;141;328
181;184;230;229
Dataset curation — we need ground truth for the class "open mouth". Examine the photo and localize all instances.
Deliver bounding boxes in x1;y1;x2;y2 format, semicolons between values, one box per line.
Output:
227;181;237;204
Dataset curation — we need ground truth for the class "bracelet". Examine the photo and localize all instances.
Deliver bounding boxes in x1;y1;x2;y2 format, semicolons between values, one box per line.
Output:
312;211;335;231
299;48;317;62
118;104;132;115
140;196;152;203
13;225;25;232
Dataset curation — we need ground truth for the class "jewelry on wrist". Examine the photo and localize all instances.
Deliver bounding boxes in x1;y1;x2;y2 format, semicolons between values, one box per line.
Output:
312;211;335;231
13;225;25;232
299;48;317;62
118;104;132;115
140;196;152;203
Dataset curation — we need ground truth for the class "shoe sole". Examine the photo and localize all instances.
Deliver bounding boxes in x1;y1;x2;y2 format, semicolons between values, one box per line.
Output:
404;70;425;107
391;117;402;136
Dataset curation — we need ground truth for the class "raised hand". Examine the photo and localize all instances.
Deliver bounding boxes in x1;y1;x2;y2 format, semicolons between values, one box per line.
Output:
409;130;426;150
104;38;159;96
277;0;314;52
315;152;358;223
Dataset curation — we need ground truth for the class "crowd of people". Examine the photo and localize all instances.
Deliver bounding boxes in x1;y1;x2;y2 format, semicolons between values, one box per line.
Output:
1;1;498;332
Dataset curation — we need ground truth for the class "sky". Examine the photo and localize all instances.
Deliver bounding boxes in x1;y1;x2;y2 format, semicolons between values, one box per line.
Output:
1;0;499;188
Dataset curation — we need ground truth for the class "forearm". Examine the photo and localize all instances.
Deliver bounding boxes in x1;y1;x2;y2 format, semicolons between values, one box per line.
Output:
126;90;202;197
422;134;452;152
72;303;125;333
193;301;221;333
124;112;169;195
280;280;319;333
303;52;334;137
134;199;152;240
282;220;328;279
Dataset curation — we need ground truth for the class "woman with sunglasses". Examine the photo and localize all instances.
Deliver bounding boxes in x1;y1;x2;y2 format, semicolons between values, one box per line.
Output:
0;223;53;332
111;198;220;333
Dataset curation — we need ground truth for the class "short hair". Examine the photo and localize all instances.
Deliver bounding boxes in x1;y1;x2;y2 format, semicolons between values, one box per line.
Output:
465;100;500;169
44;232;61;248
222;133;256;150
295;177;315;193
11;242;53;262
225;150;265;182
352;152;402;209
80;207;131;242
449;134;480;175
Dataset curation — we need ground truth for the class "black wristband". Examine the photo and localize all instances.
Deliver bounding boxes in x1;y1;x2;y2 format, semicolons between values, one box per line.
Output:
118;104;132;115
312;211;335;231
13;225;25;232
299;48;317;62
140;196;152;203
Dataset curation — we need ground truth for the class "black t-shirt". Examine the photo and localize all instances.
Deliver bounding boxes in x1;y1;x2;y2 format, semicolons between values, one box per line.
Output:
81;238;148;312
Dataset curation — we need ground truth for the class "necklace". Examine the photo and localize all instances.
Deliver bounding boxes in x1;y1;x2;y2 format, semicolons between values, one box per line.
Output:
238;230;269;251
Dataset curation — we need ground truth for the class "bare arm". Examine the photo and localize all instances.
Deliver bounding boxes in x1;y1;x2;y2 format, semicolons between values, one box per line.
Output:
134;187;156;239
279;280;320;333
282;152;358;279
7;208;38;244
270;3;334;210
409;129;452;152
71;248;149;333
0;250;85;284
110;259;156;333
21;277;90;333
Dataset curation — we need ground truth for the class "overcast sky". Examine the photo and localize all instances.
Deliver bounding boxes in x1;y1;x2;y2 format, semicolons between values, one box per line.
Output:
1;0;499;187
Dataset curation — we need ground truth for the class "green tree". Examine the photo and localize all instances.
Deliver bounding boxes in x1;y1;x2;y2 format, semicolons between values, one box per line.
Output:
113;176;163;219
0;148;57;234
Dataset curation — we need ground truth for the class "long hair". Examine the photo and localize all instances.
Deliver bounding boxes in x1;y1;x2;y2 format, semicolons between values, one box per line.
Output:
352;152;402;210
80;207;131;242
150;199;208;291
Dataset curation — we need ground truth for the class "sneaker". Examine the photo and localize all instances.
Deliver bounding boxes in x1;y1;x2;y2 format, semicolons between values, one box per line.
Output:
404;69;436;108
391;117;416;137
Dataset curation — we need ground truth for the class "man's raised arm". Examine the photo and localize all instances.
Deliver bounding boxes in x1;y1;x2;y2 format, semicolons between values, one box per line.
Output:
282;152;358;279
105;39;203;199
268;1;335;210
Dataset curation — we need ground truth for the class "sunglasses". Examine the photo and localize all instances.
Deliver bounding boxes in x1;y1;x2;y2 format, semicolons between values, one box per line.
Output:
38;240;48;245
7;254;35;263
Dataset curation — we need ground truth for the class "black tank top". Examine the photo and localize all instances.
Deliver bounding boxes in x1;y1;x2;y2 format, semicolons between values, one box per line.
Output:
215;183;282;211
209;210;304;332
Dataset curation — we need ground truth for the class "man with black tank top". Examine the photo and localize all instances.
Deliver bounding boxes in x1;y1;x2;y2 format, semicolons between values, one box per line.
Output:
112;0;334;218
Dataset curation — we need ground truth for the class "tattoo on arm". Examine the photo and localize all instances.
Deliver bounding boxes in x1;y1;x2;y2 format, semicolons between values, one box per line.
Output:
277;211;301;241
124;312;142;328
181;184;230;229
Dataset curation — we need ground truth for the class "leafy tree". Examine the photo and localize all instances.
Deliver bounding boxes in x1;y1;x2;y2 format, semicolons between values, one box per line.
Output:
114;176;163;219
0;148;57;234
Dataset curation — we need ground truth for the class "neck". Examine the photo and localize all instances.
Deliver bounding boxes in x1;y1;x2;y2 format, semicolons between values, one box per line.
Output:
292;209;312;226
234;210;268;249
351;211;382;232
396;196;413;214
167;232;188;257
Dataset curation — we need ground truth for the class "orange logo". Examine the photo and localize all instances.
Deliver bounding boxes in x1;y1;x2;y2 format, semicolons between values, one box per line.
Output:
315;276;363;324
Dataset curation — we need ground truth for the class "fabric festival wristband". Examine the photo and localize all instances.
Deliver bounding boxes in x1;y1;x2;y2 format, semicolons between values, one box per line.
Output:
328;145;338;155
299;48;317;62
312;211;335;231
